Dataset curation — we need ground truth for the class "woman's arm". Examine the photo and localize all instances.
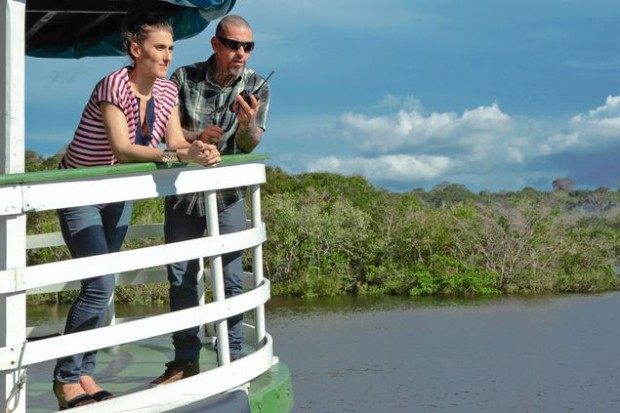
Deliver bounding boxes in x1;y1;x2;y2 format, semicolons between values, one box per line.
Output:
102;103;219;166
101;102;164;163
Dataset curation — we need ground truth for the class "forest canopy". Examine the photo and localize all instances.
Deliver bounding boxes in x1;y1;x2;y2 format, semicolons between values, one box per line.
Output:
24;151;620;301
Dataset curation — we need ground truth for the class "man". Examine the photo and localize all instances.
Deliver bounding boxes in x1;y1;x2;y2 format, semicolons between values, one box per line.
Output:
150;15;271;386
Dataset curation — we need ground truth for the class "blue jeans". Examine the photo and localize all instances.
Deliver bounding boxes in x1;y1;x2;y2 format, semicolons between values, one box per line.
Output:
164;198;245;361
53;201;133;383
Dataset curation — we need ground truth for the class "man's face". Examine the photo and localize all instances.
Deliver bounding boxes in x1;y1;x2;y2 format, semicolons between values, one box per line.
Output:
212;24;254;75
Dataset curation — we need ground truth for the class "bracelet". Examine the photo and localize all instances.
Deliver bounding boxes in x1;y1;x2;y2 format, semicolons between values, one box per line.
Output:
161;149;179;163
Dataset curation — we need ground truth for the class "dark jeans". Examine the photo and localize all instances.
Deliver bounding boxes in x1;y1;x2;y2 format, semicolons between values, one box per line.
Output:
53;201;132;383
164;198;245;361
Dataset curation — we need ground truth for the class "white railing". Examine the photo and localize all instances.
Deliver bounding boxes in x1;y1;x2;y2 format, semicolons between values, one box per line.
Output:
24;223;260;340
0;158;275;413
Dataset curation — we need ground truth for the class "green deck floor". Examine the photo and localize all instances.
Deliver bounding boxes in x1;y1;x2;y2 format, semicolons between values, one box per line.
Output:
23;337;293;412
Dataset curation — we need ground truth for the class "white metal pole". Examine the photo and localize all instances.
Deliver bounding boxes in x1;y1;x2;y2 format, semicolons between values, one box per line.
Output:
0;0;24;172
250;184;266;347
1;1;26;413
205;190;230;364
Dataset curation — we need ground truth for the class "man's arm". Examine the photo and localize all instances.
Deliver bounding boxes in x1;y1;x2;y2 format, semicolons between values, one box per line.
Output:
181;128;198;143
232;91;266;153
165;107;220;166
235;122;264;153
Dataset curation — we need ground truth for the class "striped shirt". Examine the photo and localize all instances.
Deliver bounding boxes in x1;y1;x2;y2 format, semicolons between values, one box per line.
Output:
167;55;271;216
60;66;178;169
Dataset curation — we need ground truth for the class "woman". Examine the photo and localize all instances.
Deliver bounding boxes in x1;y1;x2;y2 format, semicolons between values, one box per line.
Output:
52;16;220;409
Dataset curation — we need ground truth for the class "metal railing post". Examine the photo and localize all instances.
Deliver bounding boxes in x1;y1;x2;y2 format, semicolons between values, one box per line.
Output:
250;184;266;346
205;190;230;364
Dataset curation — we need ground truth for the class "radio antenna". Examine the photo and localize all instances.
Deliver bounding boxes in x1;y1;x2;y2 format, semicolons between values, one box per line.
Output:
253;70;275;93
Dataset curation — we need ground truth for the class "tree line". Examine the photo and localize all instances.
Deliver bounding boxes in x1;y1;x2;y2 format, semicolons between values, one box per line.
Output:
24;151;620;302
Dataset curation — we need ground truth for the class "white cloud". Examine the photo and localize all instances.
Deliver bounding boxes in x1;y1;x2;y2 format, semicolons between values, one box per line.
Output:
534;94;620;153
505;136;532;164
308;154;454;182
572;95;620;120
341;101;513;158
539;132;580;156
462;103;511;129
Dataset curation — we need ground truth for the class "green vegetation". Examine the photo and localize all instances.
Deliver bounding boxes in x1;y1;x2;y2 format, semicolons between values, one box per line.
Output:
23;151;620;303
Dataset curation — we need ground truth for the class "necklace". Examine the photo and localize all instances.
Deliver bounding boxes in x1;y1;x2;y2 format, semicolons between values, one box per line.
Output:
212;71;237;89
132;88;152;101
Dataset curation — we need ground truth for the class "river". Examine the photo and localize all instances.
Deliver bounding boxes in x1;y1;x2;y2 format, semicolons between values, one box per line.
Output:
28;292;620;412
265;292;620;413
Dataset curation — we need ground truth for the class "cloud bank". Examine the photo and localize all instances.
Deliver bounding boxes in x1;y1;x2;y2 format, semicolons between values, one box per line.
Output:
268;95;620;192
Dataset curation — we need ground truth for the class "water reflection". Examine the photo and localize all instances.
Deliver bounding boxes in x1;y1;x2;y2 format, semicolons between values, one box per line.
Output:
28;293;570;324
266;293;565;316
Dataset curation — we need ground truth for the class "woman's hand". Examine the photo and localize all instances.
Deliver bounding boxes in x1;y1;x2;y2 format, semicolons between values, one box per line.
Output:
187;140;220;167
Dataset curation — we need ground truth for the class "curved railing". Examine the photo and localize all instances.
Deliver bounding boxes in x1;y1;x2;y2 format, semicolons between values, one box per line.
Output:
0;154;275;412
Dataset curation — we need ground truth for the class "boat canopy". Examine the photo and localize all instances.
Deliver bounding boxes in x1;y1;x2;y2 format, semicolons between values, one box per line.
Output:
25;0;236;58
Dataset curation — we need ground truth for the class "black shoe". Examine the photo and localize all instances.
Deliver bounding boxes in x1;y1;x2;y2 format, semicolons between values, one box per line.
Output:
149;360;200;386
91;390;114;401
53;381;96;410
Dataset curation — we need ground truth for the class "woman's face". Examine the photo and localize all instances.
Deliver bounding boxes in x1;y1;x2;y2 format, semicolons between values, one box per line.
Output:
132;28;173;79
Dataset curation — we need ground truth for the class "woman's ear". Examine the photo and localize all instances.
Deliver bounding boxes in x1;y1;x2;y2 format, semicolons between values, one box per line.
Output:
130;42;141;60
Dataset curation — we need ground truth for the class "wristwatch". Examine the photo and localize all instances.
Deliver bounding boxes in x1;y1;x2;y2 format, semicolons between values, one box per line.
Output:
161;149;179;163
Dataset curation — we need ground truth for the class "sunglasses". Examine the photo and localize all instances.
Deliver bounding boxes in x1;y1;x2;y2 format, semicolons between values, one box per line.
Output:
216;36;255;52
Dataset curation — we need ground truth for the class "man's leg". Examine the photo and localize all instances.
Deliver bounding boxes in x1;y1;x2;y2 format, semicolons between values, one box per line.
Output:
218;199;247;360
151;199;205;385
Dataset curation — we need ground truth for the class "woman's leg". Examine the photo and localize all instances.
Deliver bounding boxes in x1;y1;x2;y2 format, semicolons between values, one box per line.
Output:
80;202;132;377
53;202;132;383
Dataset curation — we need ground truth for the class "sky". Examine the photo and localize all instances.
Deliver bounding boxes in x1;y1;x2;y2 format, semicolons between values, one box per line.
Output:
24;0;620;193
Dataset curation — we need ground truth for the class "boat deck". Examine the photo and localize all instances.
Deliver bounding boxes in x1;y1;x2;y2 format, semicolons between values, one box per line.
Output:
23;336;293;412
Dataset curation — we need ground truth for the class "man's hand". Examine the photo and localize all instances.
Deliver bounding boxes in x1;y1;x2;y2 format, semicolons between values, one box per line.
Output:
196;125;225;146
232;93;260;127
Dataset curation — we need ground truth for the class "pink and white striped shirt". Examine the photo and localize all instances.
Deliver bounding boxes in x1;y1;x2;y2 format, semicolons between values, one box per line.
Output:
60;66;178;169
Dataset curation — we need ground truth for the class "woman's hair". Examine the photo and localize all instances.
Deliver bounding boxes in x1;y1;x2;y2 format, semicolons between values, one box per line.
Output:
123;12;173;61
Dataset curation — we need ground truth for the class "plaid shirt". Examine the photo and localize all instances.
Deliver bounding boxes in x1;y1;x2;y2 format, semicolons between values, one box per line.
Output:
167;55;271;216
